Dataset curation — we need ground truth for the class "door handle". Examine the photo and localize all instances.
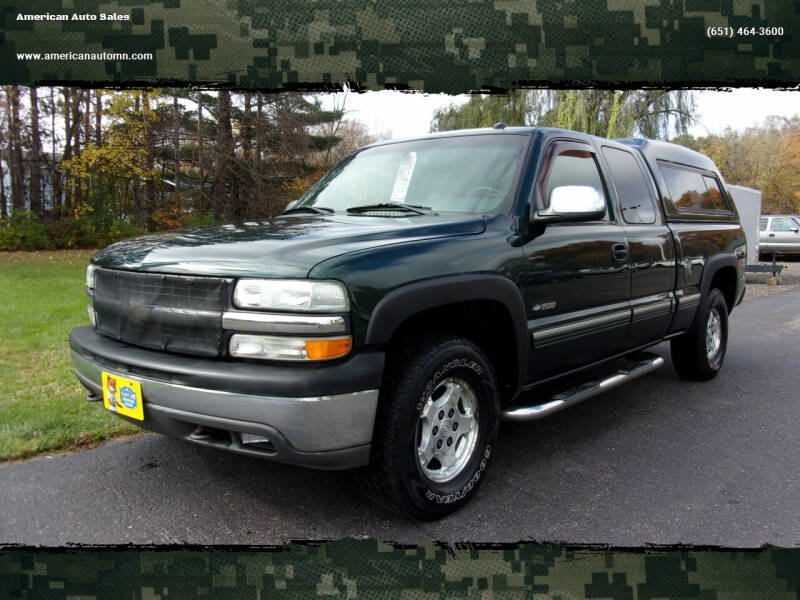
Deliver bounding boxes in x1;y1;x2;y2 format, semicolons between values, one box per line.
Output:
612;243;628;262
769;233;775;237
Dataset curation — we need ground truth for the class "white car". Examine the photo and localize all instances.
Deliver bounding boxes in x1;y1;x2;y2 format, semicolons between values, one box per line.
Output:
759;215;800;258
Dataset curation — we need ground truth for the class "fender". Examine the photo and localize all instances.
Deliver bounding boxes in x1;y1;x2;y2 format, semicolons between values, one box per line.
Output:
699;253;740;307
364;274;529;395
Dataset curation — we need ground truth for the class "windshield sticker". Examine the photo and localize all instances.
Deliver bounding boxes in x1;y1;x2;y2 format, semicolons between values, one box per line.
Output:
390;152;417;203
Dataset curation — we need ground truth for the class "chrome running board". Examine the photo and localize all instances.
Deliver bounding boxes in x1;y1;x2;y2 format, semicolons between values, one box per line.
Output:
501;353;665;422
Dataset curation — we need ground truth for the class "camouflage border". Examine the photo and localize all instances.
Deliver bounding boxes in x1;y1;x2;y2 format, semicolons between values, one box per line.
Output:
1;1;798;90
3;2;800;597
2;541;800;598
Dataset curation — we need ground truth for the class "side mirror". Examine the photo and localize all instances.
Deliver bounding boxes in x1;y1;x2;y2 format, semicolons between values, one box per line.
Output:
534;185;606;223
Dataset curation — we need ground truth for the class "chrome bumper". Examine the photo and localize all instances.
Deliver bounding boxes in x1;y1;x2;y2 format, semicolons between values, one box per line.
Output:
70;341;380;470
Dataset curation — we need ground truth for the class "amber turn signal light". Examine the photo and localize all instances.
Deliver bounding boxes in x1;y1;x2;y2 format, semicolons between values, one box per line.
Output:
305;337;352;360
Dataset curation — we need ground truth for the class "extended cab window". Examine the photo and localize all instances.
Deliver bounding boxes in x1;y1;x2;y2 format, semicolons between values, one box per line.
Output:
660;164;730;213
539;142;609;220
602;146;657;224
701;176;729;211
760;217;769;231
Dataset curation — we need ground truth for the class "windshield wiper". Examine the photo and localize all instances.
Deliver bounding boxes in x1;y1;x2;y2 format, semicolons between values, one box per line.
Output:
281;206;335;215
346;202;432;215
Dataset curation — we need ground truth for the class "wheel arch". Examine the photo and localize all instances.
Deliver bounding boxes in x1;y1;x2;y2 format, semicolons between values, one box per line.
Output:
364;275;529;401
701;255;739;313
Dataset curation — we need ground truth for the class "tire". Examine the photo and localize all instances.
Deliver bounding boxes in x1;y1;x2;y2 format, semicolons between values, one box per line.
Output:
670;288;729;381
360;333;499;520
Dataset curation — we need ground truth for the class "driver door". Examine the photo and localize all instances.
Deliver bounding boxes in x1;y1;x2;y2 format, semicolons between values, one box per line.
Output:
521;140;631;382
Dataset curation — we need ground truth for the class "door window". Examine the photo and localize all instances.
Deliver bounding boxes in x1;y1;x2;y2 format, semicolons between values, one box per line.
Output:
770;217;798;232
539;142;609;219
602;146;657;224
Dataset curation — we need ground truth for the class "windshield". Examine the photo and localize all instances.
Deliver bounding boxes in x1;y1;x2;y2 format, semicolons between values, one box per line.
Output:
295;134;529;214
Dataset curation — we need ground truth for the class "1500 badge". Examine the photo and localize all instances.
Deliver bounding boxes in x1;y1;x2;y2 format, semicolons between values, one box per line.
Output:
531;301;557;312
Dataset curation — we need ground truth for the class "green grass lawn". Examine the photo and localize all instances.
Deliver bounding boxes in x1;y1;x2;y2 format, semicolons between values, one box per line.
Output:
0;250;139;461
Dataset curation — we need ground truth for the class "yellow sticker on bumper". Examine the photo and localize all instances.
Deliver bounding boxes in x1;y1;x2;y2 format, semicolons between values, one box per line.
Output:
101;372;144;421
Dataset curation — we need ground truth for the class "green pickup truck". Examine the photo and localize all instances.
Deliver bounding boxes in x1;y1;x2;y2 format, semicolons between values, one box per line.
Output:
70;126;746;519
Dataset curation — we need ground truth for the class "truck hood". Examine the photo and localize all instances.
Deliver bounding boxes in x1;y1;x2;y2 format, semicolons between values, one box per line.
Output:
92;214;487;278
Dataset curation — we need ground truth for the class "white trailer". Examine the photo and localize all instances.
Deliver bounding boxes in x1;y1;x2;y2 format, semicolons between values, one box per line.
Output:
727;183;784;281
727;184;761;266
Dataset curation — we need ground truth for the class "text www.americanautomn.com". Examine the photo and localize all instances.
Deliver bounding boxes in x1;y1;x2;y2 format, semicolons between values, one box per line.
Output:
17;51;153;61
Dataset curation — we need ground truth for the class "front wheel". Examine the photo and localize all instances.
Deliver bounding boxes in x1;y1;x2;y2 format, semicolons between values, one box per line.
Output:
670;288;729;381
361;334;499;520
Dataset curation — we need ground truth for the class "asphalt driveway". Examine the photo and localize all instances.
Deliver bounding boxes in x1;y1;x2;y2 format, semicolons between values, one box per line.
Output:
2;289;799;546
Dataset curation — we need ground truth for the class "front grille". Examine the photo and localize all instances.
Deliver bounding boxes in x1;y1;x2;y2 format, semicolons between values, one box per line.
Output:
92;268;231;357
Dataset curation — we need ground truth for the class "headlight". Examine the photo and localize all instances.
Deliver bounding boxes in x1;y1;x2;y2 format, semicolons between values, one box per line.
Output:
86;264;97;288
229;334;352;361
233;279;349;312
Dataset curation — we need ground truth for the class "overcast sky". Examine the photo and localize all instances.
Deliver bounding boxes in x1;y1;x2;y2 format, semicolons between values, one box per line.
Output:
320;88;800;141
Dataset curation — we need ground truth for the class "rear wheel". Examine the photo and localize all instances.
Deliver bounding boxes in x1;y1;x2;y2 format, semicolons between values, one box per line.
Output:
361;334;499;520
670;288;729;381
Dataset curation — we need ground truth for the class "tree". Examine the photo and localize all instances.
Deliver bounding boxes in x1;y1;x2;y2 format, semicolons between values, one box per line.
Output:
629;90;695;139
310;119;389;167
234;91;255;217
2;86;387;249
431;92;542;131
95;90;102;145
213;90;234;220
254;92;266;214
61;91;151;225
678;116;800;214
71;89;84;207
5;86;25;212
29;88;42;214
0;158;6;219
60;87;86;209
196;90;207;212
50;87;63;208
172;92;181;194
321;87;349;167
141;93;156;227
431;90;697;140
84;90;91;150
762;126;800;214
0;111;7;218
